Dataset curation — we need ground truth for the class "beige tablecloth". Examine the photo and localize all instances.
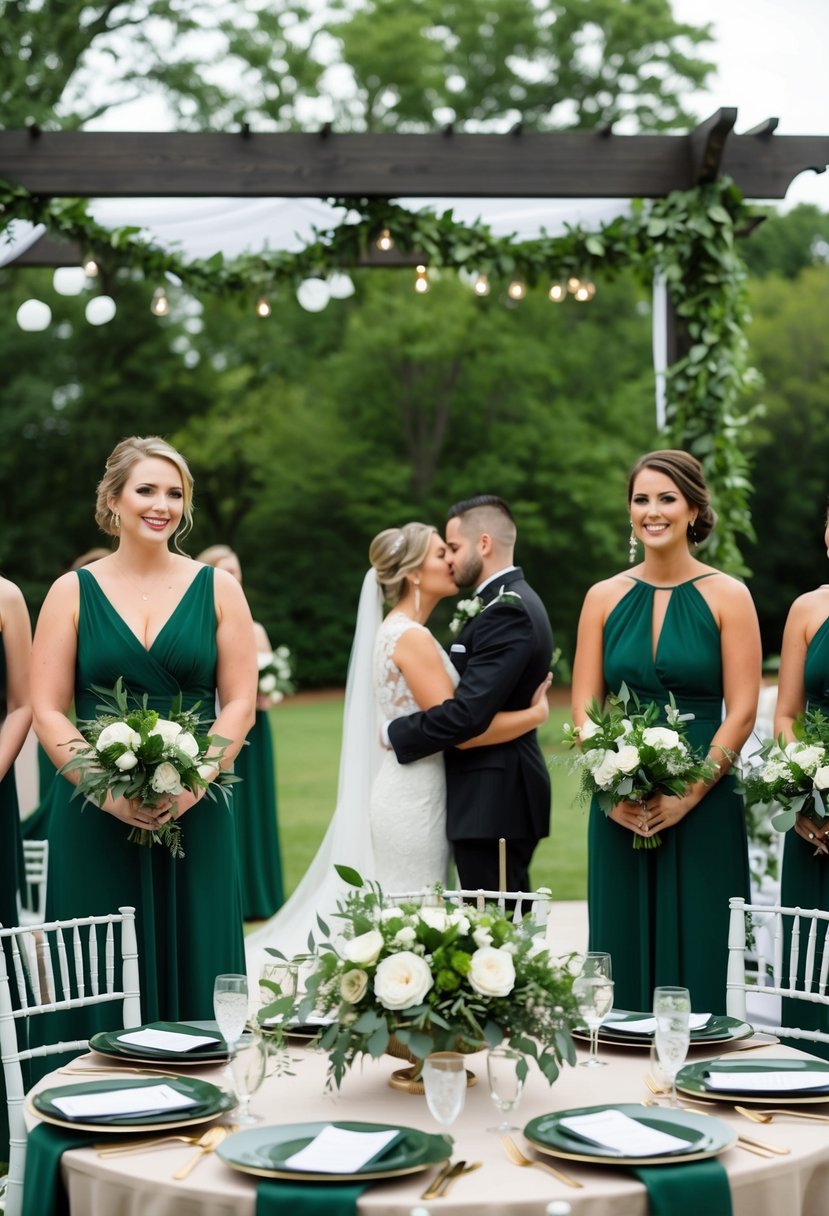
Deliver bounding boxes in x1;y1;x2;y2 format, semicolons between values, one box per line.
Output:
27;1038;829;1216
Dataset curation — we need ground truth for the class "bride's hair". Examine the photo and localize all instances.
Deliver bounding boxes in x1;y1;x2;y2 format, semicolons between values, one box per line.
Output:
369;523;435;604
627;449;716;544
95;435;195;551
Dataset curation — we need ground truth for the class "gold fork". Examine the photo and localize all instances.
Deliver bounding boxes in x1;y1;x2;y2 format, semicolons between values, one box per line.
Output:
173;1125;233;1180
641;1100;789;1157
96;1132;204;1157
500;1135;583;1189
735;1104;829;1125
643;1074;715;1105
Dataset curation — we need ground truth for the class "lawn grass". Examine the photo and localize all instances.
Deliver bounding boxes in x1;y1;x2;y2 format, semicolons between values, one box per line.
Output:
271;698;588;903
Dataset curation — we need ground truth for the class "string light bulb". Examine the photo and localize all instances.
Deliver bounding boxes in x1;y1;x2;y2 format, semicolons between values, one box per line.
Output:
375;227;394;252
574;283;591;302
566;276;582;295
82;257;99;277
507;279;526;301
256;296;271;318
414;265;430;294
584;281;597;300
150;285;169;317
548;282;566;303
473;273;491;297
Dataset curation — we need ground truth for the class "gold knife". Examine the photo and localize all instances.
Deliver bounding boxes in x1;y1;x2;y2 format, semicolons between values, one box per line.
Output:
440;1161;482;1196
420;1159;455;1200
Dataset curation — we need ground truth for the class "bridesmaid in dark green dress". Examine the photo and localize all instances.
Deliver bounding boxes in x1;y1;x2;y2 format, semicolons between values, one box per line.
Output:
30;437;257;1047
774;516;829;1056
198;545;285;920
572;450;761;1012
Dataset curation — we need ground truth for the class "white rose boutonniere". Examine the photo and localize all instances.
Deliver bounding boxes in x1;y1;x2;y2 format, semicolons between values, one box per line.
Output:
449;595;483;635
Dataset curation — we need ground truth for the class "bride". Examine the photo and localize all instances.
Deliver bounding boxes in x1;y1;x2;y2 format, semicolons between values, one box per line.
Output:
246;522;550;969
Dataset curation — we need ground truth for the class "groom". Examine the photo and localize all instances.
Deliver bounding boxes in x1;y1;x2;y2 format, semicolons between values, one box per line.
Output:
387;495;553;892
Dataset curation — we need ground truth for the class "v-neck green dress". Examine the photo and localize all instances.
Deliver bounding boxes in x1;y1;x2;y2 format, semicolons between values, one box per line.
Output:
779;613;829;1057
35;566;245;1047
587;575;750;1013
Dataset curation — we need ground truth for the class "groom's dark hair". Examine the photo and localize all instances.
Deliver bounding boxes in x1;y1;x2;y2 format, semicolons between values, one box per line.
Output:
447;494;514;524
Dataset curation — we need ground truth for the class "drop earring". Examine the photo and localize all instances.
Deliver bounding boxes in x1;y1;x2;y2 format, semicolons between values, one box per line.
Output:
413;577;421;617
628;521;637;564
113;511;121;530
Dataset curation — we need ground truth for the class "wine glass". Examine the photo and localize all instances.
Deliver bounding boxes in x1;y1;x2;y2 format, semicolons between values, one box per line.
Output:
421;1052;467;1128
213;973;249;1058
259;962;298;1013
572;952;614;1068
228;1029;268;1124
653;985;691;1106
486;1045;525;1133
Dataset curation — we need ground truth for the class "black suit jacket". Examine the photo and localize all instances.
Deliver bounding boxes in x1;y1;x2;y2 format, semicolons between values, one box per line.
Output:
387;567;553;842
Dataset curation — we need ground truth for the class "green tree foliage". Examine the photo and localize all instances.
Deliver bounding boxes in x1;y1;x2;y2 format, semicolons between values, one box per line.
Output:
742;204;829;280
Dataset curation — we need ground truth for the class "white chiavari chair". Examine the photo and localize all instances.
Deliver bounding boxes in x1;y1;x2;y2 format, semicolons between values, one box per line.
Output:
16;840;49;927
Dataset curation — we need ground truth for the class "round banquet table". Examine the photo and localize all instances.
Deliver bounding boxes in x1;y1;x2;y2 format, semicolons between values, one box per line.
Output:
25;1037;829;1216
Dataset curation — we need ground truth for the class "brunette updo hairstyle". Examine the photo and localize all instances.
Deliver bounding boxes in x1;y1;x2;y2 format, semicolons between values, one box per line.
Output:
369;523;435;604
627;449;716;544
95;436;194;551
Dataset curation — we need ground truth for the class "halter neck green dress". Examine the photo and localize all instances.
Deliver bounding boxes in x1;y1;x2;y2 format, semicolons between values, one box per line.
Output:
233;708;284;919
35;566;245;1052
779;612;829;1057
587;575;750;1013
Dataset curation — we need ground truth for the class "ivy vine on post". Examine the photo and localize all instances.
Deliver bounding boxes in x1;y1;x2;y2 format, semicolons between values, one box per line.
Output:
0;176;758;573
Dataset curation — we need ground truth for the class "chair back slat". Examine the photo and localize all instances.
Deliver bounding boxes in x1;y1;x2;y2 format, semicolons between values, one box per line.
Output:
804;917;819;992
773;911;784;985
89;923;100;997
55;927;70;1002
9;937;30;1013
788;915;800;989
72;923;84;999
105;920;115;993
820;923;829;996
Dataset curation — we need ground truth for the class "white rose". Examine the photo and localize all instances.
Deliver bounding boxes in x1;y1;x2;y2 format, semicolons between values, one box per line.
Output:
175;731;200;759
114;750;138;771
786;743;824;775
447;910;471;935
473;926;493;948
578;718;600;741
761;759;788;783
374;951;433;1009
96;721;141;752
150;719;183;746
197;762;217;781
527;935;549;958
814;766;829;791
341;969;369;1003
259;673;278;694
257;651;274;671
642;726;681;750
614;745;641;774
418;906;449;932
592;753;621;789
343;929;384;966
151;761;183;794
468;946;516;998
394;926;417;946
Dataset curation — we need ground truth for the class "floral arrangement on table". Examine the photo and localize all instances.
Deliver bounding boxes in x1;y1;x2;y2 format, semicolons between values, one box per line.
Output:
258;866;577;1089
257;646;295;703
58;677;238;859
562;683;720;850
741;708;829;834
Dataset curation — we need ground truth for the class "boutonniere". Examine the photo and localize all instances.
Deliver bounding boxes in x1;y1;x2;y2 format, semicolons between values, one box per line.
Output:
449;586;522;635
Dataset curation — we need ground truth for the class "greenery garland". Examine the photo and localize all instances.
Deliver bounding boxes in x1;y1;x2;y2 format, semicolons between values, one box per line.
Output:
0;176;756;573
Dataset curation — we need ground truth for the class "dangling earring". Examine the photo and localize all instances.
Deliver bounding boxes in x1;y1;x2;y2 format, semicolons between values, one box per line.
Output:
688;517;698;545
413;577;421;617
113;511;121;531
628;521;637;564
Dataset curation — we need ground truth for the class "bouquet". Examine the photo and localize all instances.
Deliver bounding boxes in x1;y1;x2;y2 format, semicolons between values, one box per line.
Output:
742;708;829;833
258;867;576;1089
257;646;295;704
58;678;238;859
563;683;720;849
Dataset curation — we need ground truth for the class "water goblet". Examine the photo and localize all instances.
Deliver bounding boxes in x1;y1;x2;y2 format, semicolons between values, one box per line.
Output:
486;1045;525;1133
572;952;614;1068
229;1029;269;1124
653;985;691;1106
421;1052;467;1128
213;973;249;1059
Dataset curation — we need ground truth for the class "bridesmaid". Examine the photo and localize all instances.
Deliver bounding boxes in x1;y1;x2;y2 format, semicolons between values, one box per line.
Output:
197;544;285;920
774;507;829;1055
571;449;761;1011
30;436;256;1043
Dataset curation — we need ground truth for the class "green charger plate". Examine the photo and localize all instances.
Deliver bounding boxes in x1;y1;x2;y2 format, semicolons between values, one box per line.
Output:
574;1010;752;1048
217;1121;452;1182
677;1057;829;1104
90;1020;248;1065
31;1075;234;1133
525;1104;736;1166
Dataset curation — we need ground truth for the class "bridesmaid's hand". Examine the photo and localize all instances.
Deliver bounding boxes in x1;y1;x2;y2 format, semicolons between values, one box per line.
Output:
794;814;829;855
609;800;653;839
641;792;694;835
101;793;173;829
530;674;553;725
166;787;207;819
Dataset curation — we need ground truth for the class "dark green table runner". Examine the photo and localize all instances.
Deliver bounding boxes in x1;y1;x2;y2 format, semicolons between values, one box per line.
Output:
631;1159;733;1216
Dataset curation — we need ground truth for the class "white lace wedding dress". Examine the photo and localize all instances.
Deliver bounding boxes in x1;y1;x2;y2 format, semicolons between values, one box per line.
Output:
370;612;456;889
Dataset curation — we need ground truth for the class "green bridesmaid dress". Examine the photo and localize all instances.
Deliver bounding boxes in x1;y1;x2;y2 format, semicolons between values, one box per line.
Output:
587;575;751;1013
233;708;285;920
32;565;245;1056
780;614;829;1058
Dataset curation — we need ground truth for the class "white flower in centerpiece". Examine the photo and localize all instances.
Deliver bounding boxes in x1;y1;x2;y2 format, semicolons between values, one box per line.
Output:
785;743;825;775
150;719;183;746
614;746;641;774
394;926;416;946
473;926;493;948
374;951;433;1009
340;969;369;1003
418;906;449;932
175;731;200;759
114;750;138;771
642;726;681;749
151;761;183;795
344;929;384;966
814;766;829;791
96;721;141;752
468;946;516;998
447;909;471;935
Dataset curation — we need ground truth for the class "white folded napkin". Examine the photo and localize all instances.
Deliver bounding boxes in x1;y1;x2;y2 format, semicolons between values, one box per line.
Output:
117;1028;220;1053
51;1083;199;1119
705;1069;829;1093
605;1014;711;1035
283;1125;400;1173
558;1109;690;1156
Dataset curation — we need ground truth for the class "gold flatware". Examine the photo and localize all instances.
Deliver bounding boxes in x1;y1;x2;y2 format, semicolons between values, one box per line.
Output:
420;1159;454;1200
96;1133;204;1157
173;1125;231;1180
501;1135;583;1189
735;1104;829;1124
60;1066;178;1078
439;1161;481;1196
735;1140;777;1158
734;1132;789;1157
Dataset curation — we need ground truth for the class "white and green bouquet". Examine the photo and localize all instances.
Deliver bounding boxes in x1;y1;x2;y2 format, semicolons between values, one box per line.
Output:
742;708;829;833
257;646;295;703
59;678;238;858
259;867;576;1089
563;683;719;850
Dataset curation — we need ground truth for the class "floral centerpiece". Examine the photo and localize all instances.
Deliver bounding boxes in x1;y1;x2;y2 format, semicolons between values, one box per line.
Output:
58;678;238;858
257;646;295;704
563;683;720;849
742;708;829;834
258;866;576;1089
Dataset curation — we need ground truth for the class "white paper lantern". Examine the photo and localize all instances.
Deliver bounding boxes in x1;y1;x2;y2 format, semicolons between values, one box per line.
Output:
85;295;117;326
16;299;51;331
296;278;330;312
327;273;355;299
52;267;88;296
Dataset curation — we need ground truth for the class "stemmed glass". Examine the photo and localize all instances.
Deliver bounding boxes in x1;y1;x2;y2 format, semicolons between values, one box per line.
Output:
213;972;249;1060
228;1029;269;1124
653;985;691;1106
421;1052;467;1128
486;1046;525;1133
572;952;614;1068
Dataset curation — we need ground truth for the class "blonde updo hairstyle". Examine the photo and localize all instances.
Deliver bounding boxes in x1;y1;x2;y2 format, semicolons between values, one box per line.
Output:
197;544;236;567
369;523;436;605
628;449;716;545
95;436;194;551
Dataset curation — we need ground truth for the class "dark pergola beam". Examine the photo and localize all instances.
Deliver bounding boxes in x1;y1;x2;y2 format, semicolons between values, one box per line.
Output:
1;122;827;200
